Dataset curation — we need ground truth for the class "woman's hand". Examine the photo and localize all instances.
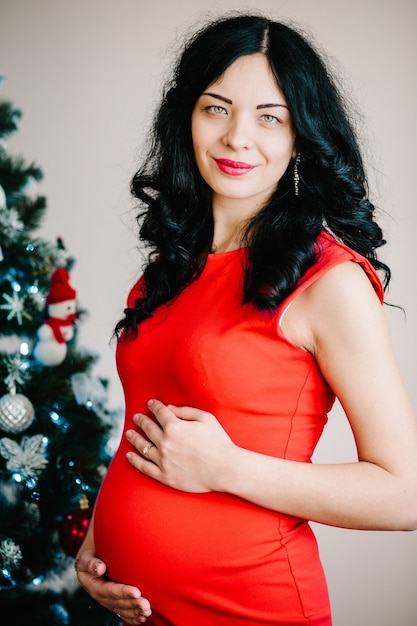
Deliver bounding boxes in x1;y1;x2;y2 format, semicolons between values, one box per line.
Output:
75;549;152;625
125;399;234;492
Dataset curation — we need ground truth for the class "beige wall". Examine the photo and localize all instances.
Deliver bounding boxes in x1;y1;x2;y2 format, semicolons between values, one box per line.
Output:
1;0;416;623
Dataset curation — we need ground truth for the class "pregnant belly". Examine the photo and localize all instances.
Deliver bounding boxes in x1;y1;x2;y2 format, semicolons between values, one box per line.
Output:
95;451;282;578
94;449;329;624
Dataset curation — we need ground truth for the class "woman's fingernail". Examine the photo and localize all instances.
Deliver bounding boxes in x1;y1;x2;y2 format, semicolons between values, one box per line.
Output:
147;399;154;408
126;429;133;439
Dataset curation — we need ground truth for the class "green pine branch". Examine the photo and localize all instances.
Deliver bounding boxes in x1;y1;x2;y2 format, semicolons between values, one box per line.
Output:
14;194;48;232
0;100;22;138
0;153;43;197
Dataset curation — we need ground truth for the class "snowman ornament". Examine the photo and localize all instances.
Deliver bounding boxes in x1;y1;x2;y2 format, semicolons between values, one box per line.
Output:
34;269;77;367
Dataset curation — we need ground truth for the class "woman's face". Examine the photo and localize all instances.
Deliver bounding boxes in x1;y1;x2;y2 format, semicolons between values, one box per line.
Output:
191;53;296;215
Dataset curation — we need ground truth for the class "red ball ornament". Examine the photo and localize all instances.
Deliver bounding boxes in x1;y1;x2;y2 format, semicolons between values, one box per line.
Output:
59;494;92;557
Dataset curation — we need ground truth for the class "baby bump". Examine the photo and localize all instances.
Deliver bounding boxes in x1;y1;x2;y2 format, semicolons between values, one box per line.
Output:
95;451;282;581
94;448;329;621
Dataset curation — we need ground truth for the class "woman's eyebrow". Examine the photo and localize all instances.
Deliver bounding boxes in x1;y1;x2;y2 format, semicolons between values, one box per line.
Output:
202;92;232;104
256;103;289;110
201;92;288;110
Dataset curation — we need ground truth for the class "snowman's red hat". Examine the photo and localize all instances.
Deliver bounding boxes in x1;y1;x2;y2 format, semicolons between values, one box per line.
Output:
46;269;76;304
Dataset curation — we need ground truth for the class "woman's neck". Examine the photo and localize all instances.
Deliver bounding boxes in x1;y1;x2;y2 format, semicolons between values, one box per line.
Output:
210;237;243;254
210;210;248;253
210;196;261;253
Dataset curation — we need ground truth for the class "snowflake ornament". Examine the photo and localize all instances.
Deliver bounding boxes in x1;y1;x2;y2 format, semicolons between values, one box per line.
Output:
0;290;31;325
4;354;28;391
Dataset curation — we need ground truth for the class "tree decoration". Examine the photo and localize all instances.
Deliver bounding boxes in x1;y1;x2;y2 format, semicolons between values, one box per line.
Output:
0;392;35;434
71;372;113;422
0;290;31;326
33;268;77;367
0;434;48;479
58;493;92;557
0;356;34;434
0;537;23;571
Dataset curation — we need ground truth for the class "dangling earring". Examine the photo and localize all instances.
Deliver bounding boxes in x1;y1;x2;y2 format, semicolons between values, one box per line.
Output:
294;154;301;196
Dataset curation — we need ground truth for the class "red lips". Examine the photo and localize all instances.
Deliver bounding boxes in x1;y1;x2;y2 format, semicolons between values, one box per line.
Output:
214;158;255;176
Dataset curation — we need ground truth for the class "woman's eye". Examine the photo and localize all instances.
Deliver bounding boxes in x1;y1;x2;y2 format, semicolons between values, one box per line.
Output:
260;114;280;124
206;105;227;115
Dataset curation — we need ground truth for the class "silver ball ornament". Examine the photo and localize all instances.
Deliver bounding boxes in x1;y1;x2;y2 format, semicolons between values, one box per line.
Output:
0;392;35;434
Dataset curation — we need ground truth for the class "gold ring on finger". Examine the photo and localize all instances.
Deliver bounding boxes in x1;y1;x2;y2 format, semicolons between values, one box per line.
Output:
142;443;154;458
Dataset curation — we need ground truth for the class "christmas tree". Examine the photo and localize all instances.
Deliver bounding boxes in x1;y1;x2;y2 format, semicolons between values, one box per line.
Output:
0;84;122;625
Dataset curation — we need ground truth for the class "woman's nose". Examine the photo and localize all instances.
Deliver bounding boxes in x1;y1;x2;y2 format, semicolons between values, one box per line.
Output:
222;114;253;150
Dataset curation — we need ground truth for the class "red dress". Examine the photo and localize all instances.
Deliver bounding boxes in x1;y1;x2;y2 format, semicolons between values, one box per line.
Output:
94;231;383;625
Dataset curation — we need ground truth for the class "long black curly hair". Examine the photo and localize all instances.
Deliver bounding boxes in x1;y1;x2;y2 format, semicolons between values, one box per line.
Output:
115;13;390;338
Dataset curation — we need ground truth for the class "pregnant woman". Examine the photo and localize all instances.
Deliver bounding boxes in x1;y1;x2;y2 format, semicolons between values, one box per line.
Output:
75;13;417;626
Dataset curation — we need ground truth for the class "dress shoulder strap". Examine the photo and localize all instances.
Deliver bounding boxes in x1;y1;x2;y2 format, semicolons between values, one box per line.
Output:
277;230;384;323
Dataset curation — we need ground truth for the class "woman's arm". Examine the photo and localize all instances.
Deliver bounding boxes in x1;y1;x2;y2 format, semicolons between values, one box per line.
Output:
75;509;152;625
126;261;417;531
